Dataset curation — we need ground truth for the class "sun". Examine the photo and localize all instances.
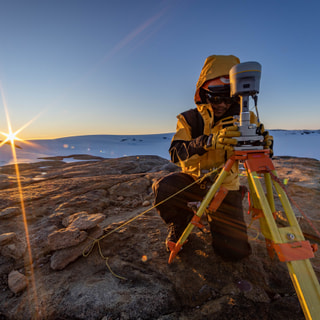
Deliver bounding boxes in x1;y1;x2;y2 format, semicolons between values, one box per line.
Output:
7;132;17;140
0;129;23;148
4;131;21;142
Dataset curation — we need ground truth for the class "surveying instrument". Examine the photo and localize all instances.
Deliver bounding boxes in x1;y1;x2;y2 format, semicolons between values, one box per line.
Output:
168;62;320;320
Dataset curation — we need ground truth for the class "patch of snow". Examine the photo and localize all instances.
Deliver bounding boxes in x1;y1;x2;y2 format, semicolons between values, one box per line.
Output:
0;130;319;166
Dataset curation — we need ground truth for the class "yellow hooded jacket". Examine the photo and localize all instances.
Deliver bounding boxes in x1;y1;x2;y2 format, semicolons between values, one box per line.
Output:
169;55;258;190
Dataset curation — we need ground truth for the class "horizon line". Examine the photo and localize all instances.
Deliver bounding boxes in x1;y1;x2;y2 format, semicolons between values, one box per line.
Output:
19;128;320;140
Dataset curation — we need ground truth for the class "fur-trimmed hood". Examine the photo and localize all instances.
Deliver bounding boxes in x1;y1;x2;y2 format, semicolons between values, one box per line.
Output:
194;55;240;104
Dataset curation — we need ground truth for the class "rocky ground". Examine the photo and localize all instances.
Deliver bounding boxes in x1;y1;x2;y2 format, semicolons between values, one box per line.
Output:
0;155;319;320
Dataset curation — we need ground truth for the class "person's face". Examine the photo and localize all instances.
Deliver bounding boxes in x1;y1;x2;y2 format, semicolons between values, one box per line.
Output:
209;100;232;118
205;94;233;118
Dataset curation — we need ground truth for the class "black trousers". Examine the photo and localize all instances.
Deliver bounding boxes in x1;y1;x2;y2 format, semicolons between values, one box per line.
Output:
153;172;251;261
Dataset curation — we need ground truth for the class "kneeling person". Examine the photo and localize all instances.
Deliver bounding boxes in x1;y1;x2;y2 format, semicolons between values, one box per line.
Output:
153;55;264;261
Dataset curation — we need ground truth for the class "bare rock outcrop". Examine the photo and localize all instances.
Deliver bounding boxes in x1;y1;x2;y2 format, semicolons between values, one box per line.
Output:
50;226;104;270
47;211;106;270
62;211;105;229
8;270;28;294
0;206;20;219
0;155;319;320
48;226;88;251
0;232;26;260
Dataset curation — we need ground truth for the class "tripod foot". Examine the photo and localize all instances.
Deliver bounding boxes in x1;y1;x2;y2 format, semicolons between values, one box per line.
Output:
168;242;183;264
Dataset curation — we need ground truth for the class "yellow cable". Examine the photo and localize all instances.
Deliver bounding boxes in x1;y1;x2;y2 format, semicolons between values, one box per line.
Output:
82;167;222;278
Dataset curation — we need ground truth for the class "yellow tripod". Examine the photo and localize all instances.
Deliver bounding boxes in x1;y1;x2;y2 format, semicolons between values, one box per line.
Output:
168;149;320;320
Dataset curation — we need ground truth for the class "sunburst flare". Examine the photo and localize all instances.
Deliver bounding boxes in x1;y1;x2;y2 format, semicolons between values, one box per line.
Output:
0;87;41;317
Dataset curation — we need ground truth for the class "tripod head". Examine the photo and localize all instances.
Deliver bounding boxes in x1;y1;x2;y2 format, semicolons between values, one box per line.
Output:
229;62;264;150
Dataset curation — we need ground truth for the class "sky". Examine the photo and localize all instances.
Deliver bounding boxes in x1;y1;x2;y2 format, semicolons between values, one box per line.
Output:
0;0;320;139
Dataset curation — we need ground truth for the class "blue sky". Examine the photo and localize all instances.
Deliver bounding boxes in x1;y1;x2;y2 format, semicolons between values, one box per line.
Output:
0;0;319;139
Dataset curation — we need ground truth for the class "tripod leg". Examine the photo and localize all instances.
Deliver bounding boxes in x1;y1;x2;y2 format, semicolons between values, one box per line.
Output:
248;171;282;242
246;170;274;241
168;160;234;264
264;172;276;213
288;259;320;320
270;170;301;226
249;169;320;320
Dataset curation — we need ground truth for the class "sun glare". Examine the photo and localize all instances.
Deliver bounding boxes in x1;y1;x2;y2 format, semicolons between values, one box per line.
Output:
1;86;41;317
7;131;20;141
0;129;23;147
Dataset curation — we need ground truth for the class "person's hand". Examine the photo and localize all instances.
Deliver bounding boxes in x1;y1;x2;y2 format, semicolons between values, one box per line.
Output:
205;125;240;151
264;133;274;157
257;123;274;157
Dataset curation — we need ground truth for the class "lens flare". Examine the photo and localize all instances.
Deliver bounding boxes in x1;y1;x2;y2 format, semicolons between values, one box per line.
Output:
0;129;23;148
0;88;41;317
